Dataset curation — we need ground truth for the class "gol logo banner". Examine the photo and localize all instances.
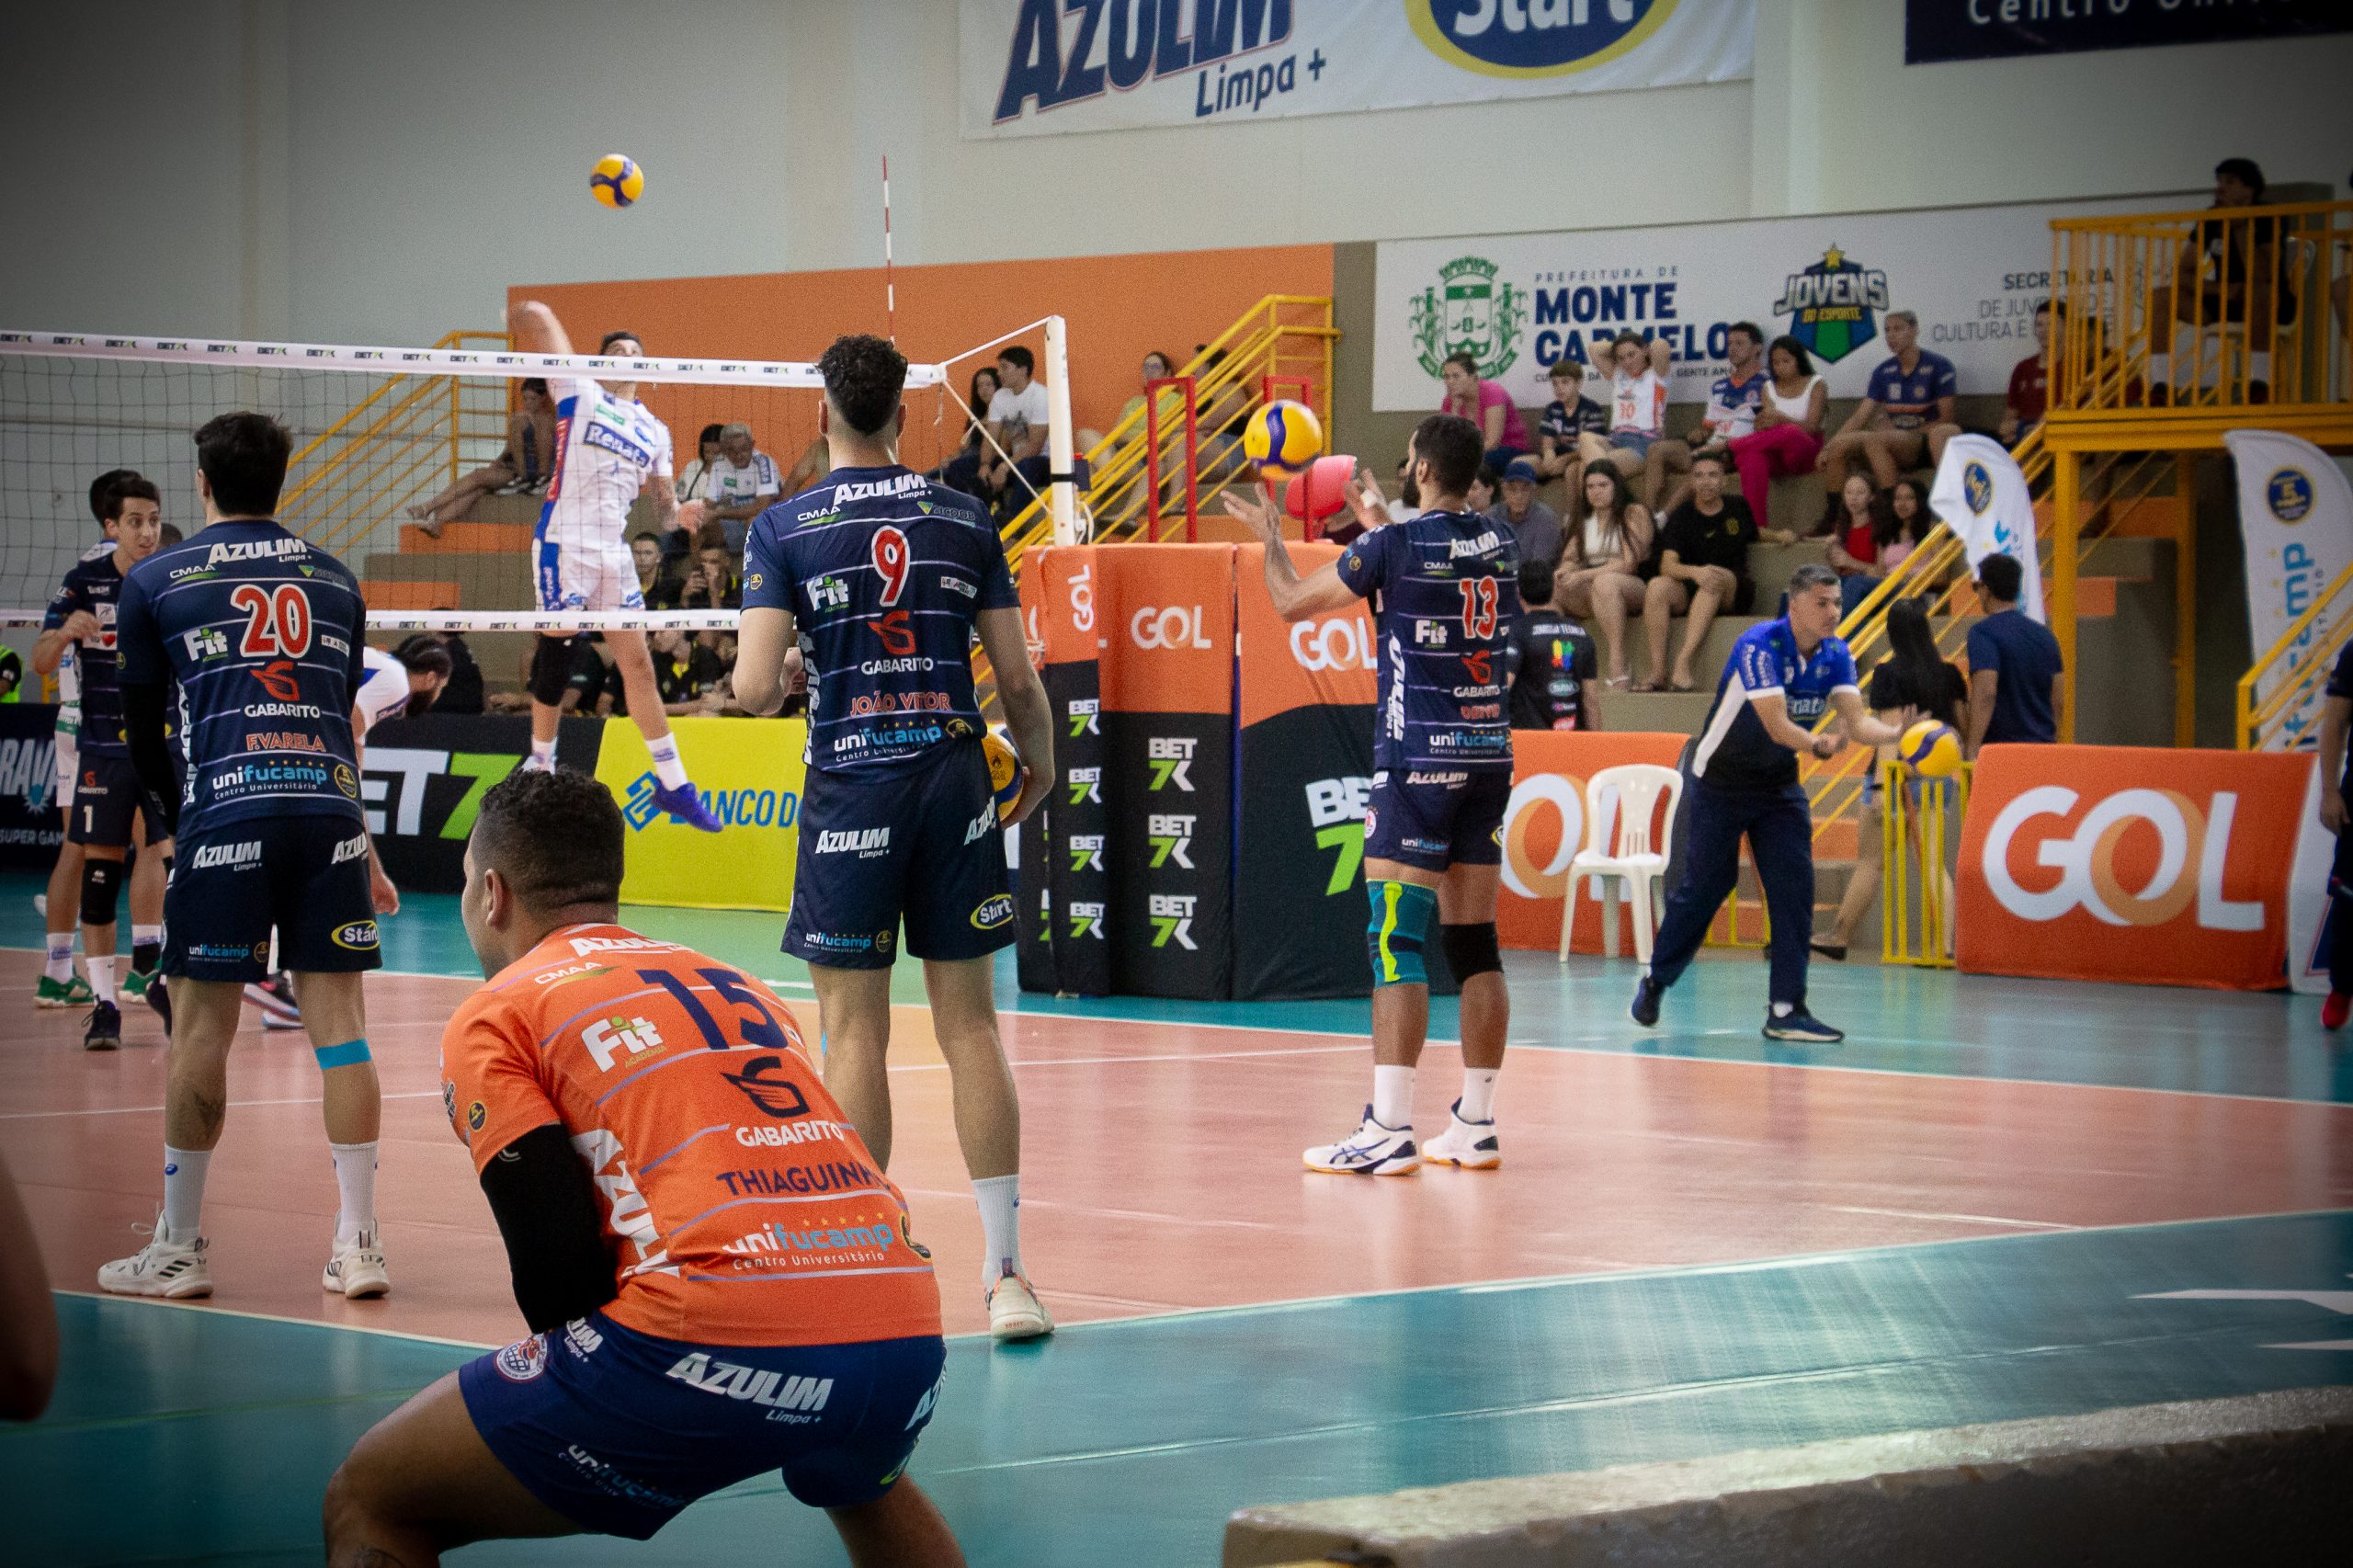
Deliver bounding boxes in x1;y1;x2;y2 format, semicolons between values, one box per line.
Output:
1497;730;1687;953
1956;744;2313;990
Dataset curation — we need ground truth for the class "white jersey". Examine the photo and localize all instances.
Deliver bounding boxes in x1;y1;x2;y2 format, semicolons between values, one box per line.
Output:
354;645;412;733
1608;369;1667;438
540;376;673;550
704;450;780;513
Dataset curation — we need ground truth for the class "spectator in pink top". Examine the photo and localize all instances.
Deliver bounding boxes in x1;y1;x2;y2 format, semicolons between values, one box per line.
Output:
1440;353;1530;468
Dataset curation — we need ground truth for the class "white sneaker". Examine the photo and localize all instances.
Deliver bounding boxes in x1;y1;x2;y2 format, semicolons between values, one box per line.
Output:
1421;1099;1501;1170
324;1230;391;1299
986;1270;1053;1342
1303;1107;1420;1176
97;1212;212;1299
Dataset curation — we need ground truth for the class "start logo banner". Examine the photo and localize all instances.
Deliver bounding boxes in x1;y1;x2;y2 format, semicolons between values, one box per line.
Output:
1496;729;1687;953
962;0;1752;140
593;717;807;914
1955;744;2313;991
1373;192;2190;412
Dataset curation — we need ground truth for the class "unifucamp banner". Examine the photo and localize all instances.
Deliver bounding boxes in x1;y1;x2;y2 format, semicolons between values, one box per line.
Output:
2224;431;2353;755
1932;434;2046;624
1372;192;2191;412
1496;728;1688;953
1017;547;1114;996
963;0;1752;141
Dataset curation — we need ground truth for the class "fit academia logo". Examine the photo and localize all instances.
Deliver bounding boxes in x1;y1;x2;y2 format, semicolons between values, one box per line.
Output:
1979;786;2266;931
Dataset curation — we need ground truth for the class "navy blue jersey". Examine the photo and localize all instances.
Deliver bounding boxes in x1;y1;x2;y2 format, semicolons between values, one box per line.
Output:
745;465;1017;778
1865;350;1959;430
115;519;369;833
42;551;133;756
1334;511;1520;774
1691;619;1860;791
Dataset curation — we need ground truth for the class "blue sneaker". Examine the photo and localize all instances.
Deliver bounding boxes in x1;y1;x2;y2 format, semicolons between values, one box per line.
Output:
1762;1006;1843;1044
650;780;722;833
1630;975;1662;1028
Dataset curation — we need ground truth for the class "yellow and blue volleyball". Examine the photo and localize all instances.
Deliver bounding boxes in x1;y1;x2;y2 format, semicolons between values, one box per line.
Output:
1899;719;1962;778
590;153;644;210
983;728;1023;823
1244;400;1324;478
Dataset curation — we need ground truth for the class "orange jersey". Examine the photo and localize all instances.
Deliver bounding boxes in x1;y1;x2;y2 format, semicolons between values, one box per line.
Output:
440;923;940;1347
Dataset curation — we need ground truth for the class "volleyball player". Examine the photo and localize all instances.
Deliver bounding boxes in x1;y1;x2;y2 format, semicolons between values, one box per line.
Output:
323;768;960;1564
506;301;720;830
97;412;391;1301
1225;413;1518;1175
1629;562;1902;1043
733;334;1059;1342
31;475;176;1050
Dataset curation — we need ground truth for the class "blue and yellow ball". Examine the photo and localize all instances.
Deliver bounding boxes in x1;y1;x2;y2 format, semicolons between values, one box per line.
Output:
1244;400;1324;478
590;153;644;210
1899;719;1962;778
983;729;1024;823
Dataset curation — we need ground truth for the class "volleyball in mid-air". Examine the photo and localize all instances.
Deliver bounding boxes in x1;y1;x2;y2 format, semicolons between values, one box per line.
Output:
983;728;1024;823
590;153;644;209
1244;400;1324;478
1899;719;1962;778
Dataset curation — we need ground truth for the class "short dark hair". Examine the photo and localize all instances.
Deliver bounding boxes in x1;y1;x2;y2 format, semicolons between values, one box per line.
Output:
2214;156;2266;199
1473;463;1503;494
472;767;624;912
104;477;161;520
393;640;453;681
1767;335;1815;377
996;345;1035;375
1408;413;1483;496
1549;358;1584;381
519;377;549;396
193;412;292;517
697;422;725;448
88;468;142;524
599;329;642;354
817;333;910;437
1442;351;1480;377
1727;321;1763;347
1788;562;1841;597
2032;298;2052;318
1976;551;2025;604
1518;559;1556;607
1689;449;1728;472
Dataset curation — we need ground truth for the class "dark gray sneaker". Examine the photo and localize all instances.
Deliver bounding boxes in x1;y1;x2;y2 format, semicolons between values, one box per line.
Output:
83;1000;122;1051
1762;1006;1843;1044
1630;976;1662;1028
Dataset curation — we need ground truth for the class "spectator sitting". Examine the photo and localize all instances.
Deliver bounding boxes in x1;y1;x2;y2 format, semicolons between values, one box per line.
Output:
1653;321;1768;515
1727;335;1826;536
1532;358;1607;493
944;347;1051;515
1638;451;1793;693
701;424;781;552
1552;463;1653;690
1881;478;1937;577
631;531;681;610
1999;300;2052;447
1813;597;1970;962
405;625;483;715
681;542;741;651
1489;458;1562;572
1507;558;1598;732
935;368;1000;486
404;378;554;535
676;422;724;505
1820;474;1894;618
610;627;726;719
1438;352;1530;468
1576;331;1673;509
1964;551;2064;755
1817;310;1961;488
1118;350;1179;429
2151;156;2293;403
1466;463;1499;517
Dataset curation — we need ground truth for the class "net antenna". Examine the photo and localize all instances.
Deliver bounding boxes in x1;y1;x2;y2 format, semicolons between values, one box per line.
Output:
881;154;896;346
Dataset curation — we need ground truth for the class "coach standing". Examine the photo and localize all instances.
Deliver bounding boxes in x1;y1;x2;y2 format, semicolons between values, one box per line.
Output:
1631;563;1901;1044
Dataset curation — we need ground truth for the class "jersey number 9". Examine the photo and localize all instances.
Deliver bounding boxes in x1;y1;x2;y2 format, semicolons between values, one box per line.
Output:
872;526;910;608
232;584;313;658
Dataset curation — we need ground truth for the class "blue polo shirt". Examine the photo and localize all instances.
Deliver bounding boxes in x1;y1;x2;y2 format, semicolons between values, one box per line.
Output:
1964;608;2063;744
1866;349;1958;430
2330;642;2353;790
1691;619;1859;791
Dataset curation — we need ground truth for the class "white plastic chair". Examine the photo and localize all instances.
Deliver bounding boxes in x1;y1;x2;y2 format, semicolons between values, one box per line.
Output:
1557;764;1683;965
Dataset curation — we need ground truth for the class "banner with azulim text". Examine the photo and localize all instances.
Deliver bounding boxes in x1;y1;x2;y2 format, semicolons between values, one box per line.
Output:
2223;431;2353;755
962;0;1752;140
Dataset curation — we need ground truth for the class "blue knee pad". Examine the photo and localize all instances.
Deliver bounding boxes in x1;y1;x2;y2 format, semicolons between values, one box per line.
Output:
1366;881;1437;987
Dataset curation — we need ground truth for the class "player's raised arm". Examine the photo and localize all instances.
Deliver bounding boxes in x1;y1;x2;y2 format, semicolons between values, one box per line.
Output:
974;605;1054;825
1222;482;1358;621
1828;685;1903;749
507;300;572;357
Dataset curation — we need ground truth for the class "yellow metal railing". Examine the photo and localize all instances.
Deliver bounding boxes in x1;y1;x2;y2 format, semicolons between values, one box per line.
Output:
1881;761;1971;969
2239;558;2353;751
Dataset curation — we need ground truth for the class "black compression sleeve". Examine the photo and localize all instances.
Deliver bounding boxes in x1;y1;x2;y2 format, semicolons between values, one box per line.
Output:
119;681;179;837
478;1122;619;1334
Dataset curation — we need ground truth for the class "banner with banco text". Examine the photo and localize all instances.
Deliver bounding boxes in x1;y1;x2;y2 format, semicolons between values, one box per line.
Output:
591;716;805;913
1955;744;2313;991
1497;729;1688;953
2223;431;2353;754
1931;434;2045;624
963;0;1752;141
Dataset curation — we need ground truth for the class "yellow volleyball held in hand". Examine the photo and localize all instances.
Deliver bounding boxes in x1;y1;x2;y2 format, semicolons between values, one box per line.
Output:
590;153;644;209
1899;719;1962;778
1244;400;1324;478
983;728;1024;824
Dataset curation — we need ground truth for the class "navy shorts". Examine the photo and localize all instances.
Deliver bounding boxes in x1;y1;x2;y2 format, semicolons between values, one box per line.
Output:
66;754;161;849
1363;768;1511;874
785;742;1013;969
460;1313;947;1540
162;814;381;983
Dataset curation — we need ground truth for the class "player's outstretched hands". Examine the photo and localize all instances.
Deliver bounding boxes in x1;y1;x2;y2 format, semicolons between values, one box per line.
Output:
1220;482;1283;546
1809;732;1842;760
1341;466;1392;534
673;499;710;541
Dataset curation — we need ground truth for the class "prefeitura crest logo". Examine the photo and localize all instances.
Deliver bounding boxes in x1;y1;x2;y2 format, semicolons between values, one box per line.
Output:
1411;256;1528;379
1772;245;1890;365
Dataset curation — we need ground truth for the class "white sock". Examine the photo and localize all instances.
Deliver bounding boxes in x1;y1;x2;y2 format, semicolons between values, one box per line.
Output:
86;953;116;1006
1459;1069;1498;1124
329;1142;379;1243
1372;1064;1415;1129
647;733;689;790
529;736;557;768
163;1146;210;1240
972;1174;1021;1286
43;933;74;983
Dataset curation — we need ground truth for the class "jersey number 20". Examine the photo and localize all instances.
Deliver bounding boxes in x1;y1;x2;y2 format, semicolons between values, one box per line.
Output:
232;584;312;657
